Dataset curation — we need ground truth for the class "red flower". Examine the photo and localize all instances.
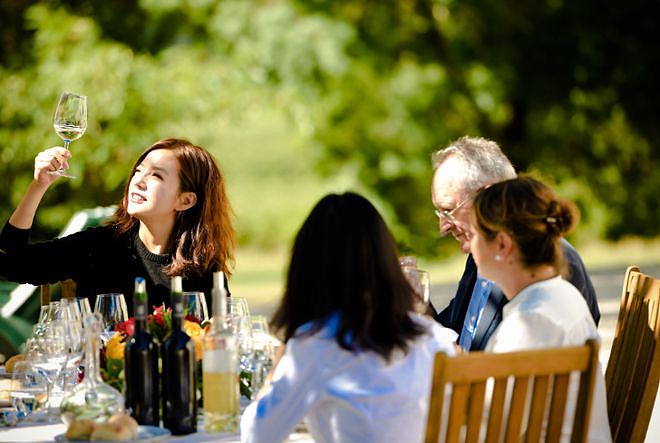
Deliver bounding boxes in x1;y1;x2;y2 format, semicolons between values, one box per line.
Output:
150;305;169;328
115;318;135;337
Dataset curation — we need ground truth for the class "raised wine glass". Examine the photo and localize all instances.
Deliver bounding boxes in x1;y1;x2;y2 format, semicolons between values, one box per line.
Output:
52;92;87;178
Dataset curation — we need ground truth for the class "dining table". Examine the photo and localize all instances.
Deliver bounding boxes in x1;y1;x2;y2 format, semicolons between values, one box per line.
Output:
0;420;314;442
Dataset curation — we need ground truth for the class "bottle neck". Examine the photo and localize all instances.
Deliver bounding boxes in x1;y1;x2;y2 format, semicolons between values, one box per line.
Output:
134;300;148;331
211;288;227;332
171;297;184;330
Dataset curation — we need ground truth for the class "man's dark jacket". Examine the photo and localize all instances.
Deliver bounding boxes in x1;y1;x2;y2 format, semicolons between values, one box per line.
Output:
433;239;600;351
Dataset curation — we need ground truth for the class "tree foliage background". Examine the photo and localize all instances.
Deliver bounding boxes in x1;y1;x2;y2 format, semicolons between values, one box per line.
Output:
1;0;658;259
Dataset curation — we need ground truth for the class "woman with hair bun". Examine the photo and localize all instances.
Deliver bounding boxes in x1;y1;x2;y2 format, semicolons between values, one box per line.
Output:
469;175;611;442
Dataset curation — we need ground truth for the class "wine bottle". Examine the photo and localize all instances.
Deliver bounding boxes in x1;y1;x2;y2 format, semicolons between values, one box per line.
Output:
203;271;239;432
161;276;197;435
124;277;160;425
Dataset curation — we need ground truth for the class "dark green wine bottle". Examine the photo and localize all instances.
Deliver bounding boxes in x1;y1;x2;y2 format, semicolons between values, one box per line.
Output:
161;276;197;435
124;277;160;425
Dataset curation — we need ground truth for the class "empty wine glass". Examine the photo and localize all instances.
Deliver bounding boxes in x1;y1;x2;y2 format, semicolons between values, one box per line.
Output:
226;298;254;385
52;92;87;178
10;360;48;422
183;291;209;323
75;297;92;315
93;293;128;344
55;299;85;390
27;319;68;420
250;316;274;397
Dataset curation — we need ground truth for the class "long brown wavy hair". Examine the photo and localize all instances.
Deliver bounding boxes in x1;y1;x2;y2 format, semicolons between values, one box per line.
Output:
111;138;235;278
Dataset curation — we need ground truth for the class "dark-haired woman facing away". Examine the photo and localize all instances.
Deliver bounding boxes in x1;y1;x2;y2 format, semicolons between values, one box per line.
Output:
0;139;234;312
470;176;611;442
240;192;457;443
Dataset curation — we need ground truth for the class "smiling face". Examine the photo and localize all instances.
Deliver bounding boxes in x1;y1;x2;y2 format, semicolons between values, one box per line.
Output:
431;156;475;254
126;149;194;226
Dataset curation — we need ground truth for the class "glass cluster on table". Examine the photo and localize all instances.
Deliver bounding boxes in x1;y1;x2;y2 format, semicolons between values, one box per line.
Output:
3;291;276;431
11;298;91;423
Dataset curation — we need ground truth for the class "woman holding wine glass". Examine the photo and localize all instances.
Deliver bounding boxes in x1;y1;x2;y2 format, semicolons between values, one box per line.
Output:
0;135;235;313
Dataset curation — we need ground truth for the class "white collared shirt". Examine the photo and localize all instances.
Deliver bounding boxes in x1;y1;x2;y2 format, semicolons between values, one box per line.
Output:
486;276;612;443
240;314;457;443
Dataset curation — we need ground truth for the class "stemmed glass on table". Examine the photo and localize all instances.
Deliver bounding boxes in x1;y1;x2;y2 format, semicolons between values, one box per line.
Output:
94;293;129;345
10;360;48;421
26;318;68;421
183;291;209;323
52;92;87;178
226;297;255;399
250;316;275;397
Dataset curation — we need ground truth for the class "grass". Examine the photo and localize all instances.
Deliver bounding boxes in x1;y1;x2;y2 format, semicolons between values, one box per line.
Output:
230;236;660;315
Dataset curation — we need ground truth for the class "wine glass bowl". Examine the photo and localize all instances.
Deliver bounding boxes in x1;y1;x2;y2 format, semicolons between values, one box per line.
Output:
52;92;87;178
182;291;209;323
93;293;128;344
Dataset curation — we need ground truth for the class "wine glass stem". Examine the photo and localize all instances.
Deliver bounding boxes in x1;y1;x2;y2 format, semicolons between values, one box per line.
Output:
63;140;71;150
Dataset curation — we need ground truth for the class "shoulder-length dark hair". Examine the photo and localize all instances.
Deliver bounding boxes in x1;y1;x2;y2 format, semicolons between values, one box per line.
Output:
111;138;235;278
473;175;579;275
271;192;425;361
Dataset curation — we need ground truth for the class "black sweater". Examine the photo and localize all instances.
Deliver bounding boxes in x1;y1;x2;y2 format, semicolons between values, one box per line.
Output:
0;222;224;315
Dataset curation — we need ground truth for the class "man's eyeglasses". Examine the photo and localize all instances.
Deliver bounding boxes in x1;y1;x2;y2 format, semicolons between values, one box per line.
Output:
434;194;474;223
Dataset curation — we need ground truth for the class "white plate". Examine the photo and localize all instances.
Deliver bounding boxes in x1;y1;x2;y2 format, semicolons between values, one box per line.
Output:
54;425;171;442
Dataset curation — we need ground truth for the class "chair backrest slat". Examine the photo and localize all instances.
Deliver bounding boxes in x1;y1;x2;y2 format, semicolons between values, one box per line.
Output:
526;375;550;442
425;340;599;443
546;373;570;443
446;383;469;443
465;382;487;443
485;378;507;443
40;284;51;306
604;266;660;443
504;376;529;442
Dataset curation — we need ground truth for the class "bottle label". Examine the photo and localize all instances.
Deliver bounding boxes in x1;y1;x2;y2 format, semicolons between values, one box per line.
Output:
202;349;237;373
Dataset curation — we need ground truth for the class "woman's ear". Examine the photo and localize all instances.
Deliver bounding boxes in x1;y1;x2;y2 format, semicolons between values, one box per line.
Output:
496;231;514;258
176;192;197;211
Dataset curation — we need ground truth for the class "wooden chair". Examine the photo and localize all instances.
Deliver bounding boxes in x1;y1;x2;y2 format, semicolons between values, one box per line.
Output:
605;265;660;443
39;279;77;305
425;339;600;443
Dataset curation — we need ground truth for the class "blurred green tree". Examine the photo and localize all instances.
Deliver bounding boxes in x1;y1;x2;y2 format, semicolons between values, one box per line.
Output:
0;0;658;261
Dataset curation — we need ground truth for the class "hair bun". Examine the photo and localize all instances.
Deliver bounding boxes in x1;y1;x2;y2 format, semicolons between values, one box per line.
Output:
546;199;578;236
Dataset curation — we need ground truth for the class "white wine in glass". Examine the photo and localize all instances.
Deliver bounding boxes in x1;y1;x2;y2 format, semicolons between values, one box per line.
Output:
52;92;87;178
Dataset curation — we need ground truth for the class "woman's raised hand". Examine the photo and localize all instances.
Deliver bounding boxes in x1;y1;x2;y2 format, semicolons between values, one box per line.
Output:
34;147;71;187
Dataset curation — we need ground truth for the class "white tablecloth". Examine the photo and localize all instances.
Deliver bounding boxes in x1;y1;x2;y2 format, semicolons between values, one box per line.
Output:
0;422;314;442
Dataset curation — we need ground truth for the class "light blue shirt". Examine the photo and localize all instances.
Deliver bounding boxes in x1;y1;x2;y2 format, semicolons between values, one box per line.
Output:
240;314;458;443
458;275;492;350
